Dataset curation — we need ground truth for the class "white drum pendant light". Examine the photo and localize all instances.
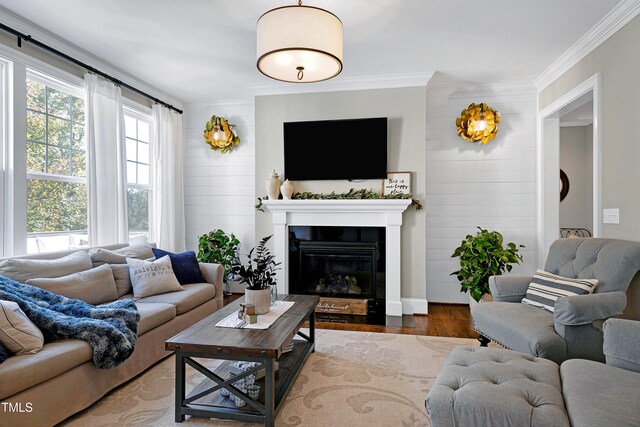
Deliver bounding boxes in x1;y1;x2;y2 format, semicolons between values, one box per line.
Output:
257;1;343;83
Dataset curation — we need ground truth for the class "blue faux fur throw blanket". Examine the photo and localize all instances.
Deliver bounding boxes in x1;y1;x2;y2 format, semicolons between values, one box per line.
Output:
0;276;140;369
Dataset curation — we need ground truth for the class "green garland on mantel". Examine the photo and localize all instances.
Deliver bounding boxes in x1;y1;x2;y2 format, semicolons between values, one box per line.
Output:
255;188;423;212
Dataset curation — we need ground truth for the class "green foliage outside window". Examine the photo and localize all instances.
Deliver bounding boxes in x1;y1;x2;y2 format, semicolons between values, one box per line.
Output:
27;180;87;233
127;188;149;232
26;79;88;235
25;80;152;240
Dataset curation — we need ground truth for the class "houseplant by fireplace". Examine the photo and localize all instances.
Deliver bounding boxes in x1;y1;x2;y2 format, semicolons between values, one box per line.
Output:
196;228;240;295
451;227;524;303
232;235;280;314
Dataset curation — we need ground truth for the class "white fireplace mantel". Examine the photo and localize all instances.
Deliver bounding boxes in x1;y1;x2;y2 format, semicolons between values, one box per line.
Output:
262;199;411;316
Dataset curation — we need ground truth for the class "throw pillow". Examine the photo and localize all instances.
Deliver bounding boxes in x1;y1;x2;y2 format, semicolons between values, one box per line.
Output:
89;244;155;265
127;255;184;299
26;264;118;305
151;248;205;285
0;341;10;363
522;269;599;312
0;300;44;355
110;264;133;297
0;251;92;283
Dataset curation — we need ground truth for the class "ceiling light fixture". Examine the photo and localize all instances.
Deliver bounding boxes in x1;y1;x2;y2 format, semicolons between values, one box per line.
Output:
256;0;343;83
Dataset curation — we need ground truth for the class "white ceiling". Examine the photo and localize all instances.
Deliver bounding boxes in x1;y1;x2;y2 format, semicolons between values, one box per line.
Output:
0;0;622;103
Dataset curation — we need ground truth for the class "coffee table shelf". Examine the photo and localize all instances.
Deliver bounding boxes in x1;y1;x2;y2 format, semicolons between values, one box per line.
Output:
166;294;319;426
187;339;312;414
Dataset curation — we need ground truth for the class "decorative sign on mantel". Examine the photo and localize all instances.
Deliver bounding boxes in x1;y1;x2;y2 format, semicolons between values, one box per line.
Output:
383;172;411;196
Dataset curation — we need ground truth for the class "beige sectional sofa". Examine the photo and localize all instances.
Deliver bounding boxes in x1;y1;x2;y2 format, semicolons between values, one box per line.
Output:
0;244;224;427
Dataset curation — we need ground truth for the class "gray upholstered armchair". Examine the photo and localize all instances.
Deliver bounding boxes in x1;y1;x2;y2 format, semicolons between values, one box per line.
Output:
472;238;640;364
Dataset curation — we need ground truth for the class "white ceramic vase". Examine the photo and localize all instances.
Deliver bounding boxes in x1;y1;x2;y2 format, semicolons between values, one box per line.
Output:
265;170;282;200
280;179;294;200
245;288;271;314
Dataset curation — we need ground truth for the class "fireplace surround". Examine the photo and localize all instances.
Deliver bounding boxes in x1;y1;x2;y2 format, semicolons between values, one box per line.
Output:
261;199;411;316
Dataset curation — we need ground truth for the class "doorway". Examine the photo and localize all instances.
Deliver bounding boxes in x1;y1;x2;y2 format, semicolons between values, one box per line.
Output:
537;74;601;263
559;99;594;238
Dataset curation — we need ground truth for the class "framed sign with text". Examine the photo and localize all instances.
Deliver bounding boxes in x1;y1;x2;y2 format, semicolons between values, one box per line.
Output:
383;172;411;195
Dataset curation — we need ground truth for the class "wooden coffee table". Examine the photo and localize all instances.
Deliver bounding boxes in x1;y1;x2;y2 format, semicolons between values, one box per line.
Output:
165;294;319;427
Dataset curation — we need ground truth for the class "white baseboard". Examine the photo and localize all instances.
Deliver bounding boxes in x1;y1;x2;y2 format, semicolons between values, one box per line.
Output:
401;298;429;315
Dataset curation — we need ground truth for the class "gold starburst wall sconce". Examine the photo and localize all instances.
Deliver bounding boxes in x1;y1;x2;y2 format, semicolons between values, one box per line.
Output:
456;103;500;144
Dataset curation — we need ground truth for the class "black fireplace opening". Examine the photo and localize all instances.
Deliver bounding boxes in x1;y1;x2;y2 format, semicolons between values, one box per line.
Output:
289;226;385;315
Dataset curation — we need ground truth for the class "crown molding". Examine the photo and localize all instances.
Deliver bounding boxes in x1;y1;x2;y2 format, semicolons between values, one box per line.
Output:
0;6;183;108
249;72;434;96
427;82;536;98
184;99;254;110
534;0;640;91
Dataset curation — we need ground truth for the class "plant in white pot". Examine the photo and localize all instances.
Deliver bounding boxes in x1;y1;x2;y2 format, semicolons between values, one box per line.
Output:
451;227;524;304
232;235;281;314
196;229;240;295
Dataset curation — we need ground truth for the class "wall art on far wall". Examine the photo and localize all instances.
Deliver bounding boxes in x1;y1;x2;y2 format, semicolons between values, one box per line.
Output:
383;172;411;195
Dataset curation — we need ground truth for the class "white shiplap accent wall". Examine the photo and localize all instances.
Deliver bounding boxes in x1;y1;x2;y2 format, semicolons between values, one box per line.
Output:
426;85;538;303
182;101;256;257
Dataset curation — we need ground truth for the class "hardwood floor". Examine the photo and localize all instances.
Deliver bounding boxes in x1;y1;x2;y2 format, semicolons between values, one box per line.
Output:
223;293;478;339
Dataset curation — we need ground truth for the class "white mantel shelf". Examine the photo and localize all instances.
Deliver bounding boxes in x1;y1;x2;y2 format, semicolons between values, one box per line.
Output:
261;199;412;213
262;199;412;316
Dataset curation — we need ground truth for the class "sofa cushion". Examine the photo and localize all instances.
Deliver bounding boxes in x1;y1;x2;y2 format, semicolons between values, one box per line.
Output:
26;264;118;305
134;302;176;335
0;339;92;400
0;251;92;283
110;264;133;297
127;256;184;299
561;359;640;427
89;244;155;265
130;283;215;315
0;300;44;355
522;270;598;312
152;248;205;285
472;302;567;364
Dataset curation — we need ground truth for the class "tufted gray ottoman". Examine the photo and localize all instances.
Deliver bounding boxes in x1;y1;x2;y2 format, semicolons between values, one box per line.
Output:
426;347;570;427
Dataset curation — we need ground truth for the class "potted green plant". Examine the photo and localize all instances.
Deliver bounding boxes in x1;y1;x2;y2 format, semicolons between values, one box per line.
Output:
196;229;240;294
232;235;281;314
451;227;524;303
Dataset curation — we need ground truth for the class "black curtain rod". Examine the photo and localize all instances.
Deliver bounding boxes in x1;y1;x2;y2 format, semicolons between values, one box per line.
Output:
0;21;183;114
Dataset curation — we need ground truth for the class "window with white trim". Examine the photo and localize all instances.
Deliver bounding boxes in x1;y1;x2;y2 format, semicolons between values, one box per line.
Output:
0;60;6;257
25;74;87;253
124;110;152;243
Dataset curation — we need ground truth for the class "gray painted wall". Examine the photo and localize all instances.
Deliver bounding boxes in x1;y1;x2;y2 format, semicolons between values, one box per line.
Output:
255;87;427;301
559;126;593;233
540;15;640;240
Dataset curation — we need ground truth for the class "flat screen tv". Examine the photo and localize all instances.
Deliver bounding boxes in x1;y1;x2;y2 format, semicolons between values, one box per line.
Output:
284;117;387;181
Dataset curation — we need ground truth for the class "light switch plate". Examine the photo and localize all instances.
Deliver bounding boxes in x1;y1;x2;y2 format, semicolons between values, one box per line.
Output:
603;208;620;224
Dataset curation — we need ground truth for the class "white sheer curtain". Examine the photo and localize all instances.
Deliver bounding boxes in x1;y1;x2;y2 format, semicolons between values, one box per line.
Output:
150;104;186;252
84;73;128;245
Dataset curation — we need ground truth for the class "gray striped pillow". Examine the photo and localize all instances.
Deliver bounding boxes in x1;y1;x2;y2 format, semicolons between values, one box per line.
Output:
522;270;598;312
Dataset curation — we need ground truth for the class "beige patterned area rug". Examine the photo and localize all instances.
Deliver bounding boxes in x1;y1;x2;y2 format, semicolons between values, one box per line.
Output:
63;330;476;426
